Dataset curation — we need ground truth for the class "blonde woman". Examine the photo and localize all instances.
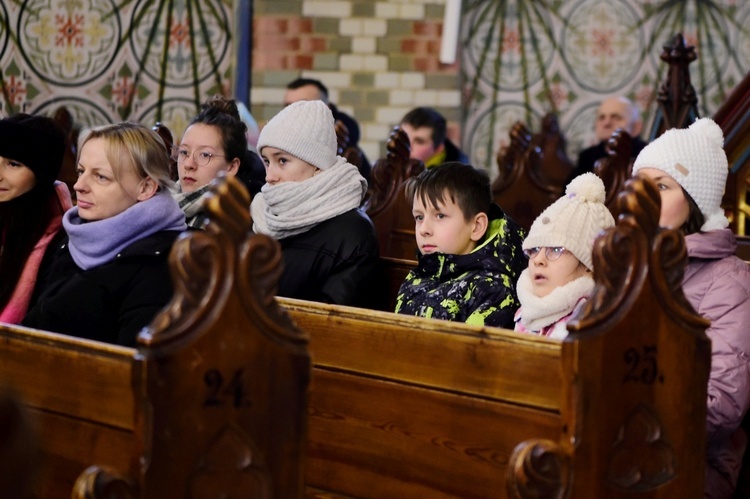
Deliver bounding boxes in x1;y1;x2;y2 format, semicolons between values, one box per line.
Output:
24;122;186;346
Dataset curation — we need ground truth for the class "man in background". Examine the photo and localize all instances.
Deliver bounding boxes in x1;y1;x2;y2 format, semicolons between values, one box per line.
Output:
400;107;469;168
569;96;647;182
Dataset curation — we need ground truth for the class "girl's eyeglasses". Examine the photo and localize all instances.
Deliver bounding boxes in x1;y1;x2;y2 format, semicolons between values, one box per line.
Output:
523;246;567;261
171;146;226;167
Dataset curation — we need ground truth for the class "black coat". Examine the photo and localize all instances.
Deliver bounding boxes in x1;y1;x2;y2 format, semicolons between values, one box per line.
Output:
23;230;180;346
277;208;379;308
568;136;648;184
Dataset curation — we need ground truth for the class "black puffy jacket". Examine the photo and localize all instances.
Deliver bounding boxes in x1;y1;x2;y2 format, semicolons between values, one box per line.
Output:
276;208;379;308
23;231;180;346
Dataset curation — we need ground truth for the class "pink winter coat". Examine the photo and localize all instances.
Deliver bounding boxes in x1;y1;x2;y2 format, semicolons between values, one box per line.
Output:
683;229;750;499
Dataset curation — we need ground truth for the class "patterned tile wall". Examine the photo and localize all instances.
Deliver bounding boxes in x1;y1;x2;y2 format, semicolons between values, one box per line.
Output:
252;0;750;177
0;0;235;140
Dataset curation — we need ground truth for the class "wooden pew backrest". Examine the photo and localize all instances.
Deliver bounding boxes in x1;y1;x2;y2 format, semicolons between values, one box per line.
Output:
364;126;424;260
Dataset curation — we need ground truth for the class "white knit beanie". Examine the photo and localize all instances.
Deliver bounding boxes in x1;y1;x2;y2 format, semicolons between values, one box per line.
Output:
256;100;338;170
522;173;615;271
632;118;728;231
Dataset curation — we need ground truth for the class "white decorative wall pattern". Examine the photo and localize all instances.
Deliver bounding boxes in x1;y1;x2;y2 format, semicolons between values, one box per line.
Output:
461;0;750;176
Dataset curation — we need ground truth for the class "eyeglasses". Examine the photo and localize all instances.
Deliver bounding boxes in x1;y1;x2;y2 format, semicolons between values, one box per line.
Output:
523;247;567;261
171;146;226;167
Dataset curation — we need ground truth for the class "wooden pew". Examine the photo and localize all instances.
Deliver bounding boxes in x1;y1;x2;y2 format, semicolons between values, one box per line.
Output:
283;175;711;498
0;177;311;498
363;126;424;260
492;113;574;231
0;175;711;497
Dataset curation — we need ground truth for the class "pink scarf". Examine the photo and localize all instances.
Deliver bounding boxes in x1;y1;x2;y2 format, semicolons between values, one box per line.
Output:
0;183;73;324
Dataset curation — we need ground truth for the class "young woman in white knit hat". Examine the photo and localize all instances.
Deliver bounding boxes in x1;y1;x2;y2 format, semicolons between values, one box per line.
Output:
513;173;615;338
251;100;378;307
632;118;750;499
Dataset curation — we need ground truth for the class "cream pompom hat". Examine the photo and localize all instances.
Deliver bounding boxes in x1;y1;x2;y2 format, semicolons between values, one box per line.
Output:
522;173;615;270
632;118;729;231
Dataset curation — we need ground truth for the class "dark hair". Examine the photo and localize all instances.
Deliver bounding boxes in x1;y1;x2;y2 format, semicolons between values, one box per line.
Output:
404;162;491;222
681;187;705;235
286;78;329;103
0;177;63;311
401;107;447;150
189;96;248;163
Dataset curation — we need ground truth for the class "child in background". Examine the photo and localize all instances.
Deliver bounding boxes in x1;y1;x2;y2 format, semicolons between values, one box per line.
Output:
513;173;615;338
395;162;526;328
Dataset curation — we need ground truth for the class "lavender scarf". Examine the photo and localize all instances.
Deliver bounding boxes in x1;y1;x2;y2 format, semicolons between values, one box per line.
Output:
63;190;187;270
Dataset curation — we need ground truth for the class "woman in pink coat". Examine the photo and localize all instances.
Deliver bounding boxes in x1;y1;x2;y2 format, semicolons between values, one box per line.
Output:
633;118;750;499
0;114;72;323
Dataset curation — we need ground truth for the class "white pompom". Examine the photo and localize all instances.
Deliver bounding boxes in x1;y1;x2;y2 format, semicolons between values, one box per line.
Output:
565;172;606;203
689;118;724;149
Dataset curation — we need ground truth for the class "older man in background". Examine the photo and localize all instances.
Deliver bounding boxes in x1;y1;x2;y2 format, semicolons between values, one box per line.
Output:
568;96;647;182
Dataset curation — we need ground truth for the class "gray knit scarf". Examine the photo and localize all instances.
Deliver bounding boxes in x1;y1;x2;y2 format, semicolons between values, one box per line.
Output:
251;157;366;240
515;269;594;332
172;184;211;229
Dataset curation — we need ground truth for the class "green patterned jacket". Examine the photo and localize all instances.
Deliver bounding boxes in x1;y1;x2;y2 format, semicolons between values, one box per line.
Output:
394;204;526;329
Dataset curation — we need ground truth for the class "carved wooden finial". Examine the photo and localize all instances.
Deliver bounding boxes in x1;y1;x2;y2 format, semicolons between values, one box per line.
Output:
494;121;531;192
593;129;635;213
651;33;700;138
364;126;424;217
141;174;296;347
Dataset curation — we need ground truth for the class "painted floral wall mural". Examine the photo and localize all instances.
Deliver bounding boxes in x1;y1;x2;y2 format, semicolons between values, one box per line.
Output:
462;0;750;172
0;0;235;138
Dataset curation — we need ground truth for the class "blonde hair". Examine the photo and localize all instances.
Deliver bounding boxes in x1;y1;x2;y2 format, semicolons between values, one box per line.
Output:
77;122;174;191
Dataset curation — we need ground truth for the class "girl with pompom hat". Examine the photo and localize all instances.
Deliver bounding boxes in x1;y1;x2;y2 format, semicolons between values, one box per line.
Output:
513;173;615;338
633;117;750;499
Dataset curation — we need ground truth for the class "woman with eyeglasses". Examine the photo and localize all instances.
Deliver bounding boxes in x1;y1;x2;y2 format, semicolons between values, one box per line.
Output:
173;96;264;228
0;114;72;324
23;123;186;346
513;173;614;338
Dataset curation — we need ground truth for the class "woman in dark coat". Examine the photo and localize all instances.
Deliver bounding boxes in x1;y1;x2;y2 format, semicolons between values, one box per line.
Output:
23;122;186;346
251;100;379;307
0;114;72;324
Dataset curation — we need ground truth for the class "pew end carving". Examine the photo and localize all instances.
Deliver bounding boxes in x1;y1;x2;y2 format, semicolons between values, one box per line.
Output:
333;117;366;171
363;126;424;260
51;105;80;200
493;113;574;231
592;129;635;215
